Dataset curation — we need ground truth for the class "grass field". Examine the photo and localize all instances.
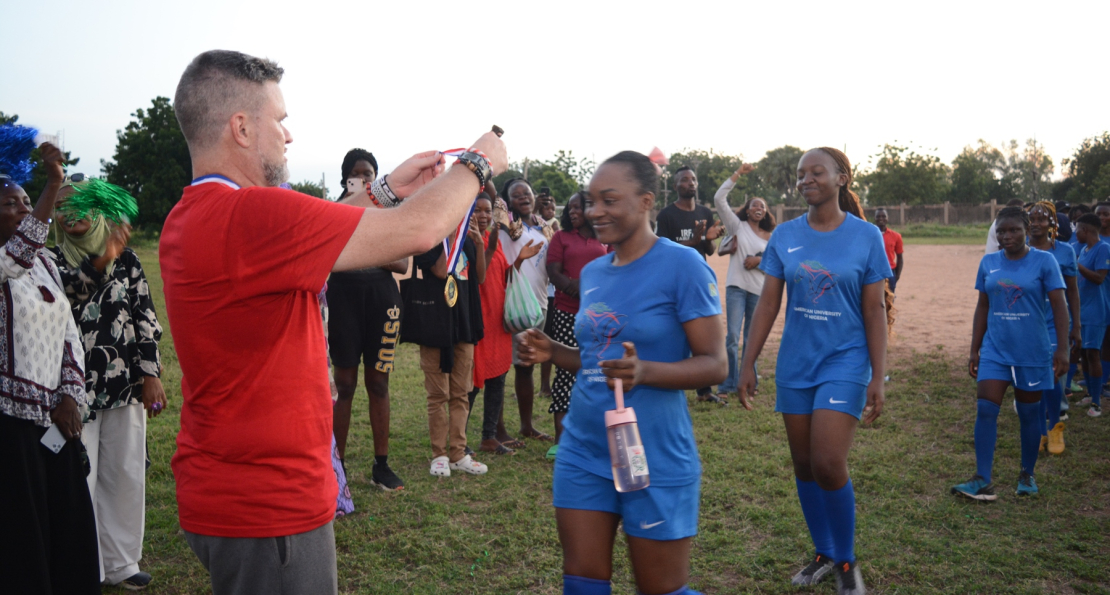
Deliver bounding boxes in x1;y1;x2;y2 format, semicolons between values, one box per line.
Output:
894;223;990;245
127;242;1108;595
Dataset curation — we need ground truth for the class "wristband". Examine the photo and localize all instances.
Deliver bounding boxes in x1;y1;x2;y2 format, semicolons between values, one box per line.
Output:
370;176;401;208
455;149;492;188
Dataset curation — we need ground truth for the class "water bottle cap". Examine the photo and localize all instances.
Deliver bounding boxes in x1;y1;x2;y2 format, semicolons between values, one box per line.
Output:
605;406;637;428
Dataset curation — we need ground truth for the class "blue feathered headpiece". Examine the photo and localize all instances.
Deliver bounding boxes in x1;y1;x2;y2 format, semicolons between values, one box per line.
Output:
0;125;39;185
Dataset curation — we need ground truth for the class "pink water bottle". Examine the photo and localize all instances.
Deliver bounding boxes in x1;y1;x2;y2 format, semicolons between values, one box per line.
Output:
605;379;650;492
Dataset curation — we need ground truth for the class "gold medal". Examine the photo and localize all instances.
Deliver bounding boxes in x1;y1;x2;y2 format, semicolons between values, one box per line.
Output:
445;275;458;308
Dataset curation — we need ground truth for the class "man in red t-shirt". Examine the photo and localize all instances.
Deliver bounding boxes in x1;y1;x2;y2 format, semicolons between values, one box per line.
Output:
874;208;904;292
162;50;506;595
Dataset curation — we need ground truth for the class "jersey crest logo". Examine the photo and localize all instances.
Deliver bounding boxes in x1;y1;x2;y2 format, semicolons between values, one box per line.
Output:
997;278;1024;309
794;260;838;304
579;302;628;362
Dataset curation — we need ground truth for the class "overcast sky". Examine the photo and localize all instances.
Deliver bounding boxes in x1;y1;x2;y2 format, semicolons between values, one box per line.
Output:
3;0;1105;195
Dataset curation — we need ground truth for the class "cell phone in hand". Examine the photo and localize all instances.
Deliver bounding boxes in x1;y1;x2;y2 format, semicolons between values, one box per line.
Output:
346;178;366;197
40;424;66;454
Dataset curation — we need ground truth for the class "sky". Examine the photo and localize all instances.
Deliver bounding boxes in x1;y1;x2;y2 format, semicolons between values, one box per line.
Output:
2;0;1106;195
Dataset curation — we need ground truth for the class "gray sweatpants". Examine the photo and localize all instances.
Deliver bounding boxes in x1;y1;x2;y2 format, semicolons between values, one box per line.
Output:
184;521;338;595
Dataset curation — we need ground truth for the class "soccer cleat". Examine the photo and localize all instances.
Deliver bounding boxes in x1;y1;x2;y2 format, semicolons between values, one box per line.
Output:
1060;411;1069;422
834;560;866;595
430;456;450;477
791;553;835;586
449;454;488;475
1039;435;1048;452
370;461;405;491
1047;422;1065;455
118;572;152;591
1089;404;1103;417
1077;396;1092;406
1016;472;1039;496
951;475;997;501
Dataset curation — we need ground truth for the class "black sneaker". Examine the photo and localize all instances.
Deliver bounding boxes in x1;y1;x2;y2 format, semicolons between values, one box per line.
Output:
791;553;835;586
118;572;152;591
370;462;405;491
834;560;866;595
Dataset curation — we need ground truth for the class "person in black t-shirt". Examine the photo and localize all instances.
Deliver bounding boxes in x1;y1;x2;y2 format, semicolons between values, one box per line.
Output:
655;166;724;404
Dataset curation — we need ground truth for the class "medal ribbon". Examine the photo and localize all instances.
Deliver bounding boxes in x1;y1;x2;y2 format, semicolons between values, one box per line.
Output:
440;148;479;278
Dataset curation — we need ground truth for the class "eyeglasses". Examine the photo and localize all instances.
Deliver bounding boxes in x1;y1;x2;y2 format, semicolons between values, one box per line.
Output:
65;173;86;184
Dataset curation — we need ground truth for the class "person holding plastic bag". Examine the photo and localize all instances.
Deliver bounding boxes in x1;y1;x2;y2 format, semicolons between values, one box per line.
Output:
517;151;725;595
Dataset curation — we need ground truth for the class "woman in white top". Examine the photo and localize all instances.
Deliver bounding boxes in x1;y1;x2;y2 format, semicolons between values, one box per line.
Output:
714;164;774;401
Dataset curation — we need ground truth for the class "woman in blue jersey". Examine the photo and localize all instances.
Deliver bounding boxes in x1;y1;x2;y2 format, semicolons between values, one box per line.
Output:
953;206;1068;502
1026;201;1080;454
1073;213;1109;418
738;147;890;595
517;151;726;595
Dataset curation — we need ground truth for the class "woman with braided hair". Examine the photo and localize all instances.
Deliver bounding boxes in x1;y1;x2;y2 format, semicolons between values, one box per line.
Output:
954;206;1068;503
738;148;891;594
1025;201;1080;453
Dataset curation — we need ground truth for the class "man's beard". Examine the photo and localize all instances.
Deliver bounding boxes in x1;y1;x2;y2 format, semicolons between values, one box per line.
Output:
262;157;289;187
678;189;697;200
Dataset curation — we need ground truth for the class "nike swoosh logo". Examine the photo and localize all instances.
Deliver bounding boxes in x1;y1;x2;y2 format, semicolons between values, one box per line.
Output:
829;398;848;404
989;268;1001;273
640;520;666;530
1028;381;1041;387
583;287;599;296
788;246;803;253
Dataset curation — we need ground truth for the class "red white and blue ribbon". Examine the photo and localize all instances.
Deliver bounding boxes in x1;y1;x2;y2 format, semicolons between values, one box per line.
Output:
440;148;478;277
191;174;241;190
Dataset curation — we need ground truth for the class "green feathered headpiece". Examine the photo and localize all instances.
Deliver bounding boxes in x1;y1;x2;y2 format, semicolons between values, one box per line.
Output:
58;178;139;225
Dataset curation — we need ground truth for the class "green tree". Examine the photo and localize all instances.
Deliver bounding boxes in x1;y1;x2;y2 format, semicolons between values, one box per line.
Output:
664;149;744;209
1000;139;1054;203
949;140;1007;204
1063;132;1110;203
489;150;594;204
0;111;80;200
752;145;805;205
857;143;950;206
101;97;191;229
289;181;326;199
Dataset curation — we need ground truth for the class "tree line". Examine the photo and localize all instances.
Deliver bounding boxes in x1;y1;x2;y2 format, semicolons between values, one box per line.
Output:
6;97;1110;229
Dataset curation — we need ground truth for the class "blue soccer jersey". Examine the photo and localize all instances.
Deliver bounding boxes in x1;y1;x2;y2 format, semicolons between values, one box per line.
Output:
1043;240;1077;336
975;249;1065;366
558;239;721;487
760;213;892;388
1077;241;1110;326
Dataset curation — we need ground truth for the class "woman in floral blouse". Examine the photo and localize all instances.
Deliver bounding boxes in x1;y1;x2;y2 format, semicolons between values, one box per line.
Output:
0;144;100;594
49;180;165;590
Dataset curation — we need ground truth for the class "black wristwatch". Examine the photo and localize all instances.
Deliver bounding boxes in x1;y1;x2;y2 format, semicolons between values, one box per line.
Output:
456;151;492;187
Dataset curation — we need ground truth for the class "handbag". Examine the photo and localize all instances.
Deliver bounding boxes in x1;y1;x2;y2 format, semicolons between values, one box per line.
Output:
503;268;545;334
399;267;453;348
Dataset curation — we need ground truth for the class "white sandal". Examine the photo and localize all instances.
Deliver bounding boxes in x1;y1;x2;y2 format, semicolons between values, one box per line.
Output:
449;454;488;475
429;456;450;477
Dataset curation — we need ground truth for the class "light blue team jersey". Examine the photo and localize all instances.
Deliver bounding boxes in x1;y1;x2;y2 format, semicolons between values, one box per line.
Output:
760;214;892;388
975;249;1065;366
1042;240;1077;337
558;239;721;487
1077;241;1110;326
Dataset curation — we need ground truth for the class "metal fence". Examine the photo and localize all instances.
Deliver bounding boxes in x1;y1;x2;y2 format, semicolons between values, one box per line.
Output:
765;200;1028;226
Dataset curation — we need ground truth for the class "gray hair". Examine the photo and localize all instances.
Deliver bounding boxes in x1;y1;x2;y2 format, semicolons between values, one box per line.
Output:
174;50;284;150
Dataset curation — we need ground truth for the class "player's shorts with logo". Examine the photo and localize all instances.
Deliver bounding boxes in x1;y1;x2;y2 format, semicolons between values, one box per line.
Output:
552;458;699;541
326;271;402;372
975;358;1054;390
775;381;868;419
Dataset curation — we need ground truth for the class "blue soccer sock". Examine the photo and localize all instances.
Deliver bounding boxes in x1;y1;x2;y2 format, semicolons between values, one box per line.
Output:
974;399;1000;483
564;575;611;595
1015;399;1042;475
1038;396;1048;437
1046;378;1063;428
795;477;834;558
1094;373;1105;407
820;480;857;564
1066;363;1077;390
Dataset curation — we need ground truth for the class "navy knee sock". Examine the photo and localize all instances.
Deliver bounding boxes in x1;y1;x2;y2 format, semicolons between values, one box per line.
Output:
821;480;856;564
1038;396;1048;437
1015;400;1042;475
1094;372;1105;407
795;478;834;558
1066;363;1077;390
1046;379;1062;428
564;575;611;595
640;587;703;595
974;400;1000;483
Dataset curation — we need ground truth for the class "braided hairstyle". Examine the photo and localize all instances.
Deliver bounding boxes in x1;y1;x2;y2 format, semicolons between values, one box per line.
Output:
996;205;1030;230
816;147;864;219
339;148;377;195
1025;200;1058;242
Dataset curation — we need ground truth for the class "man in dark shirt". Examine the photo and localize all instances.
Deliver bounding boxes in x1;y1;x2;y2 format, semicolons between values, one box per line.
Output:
655;166;720;258
654;166;723;404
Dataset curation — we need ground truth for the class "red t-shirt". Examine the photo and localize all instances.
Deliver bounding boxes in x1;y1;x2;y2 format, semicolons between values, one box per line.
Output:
473;230;512;389
548;230;612;313
882;228;904;270
160;179;362;537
